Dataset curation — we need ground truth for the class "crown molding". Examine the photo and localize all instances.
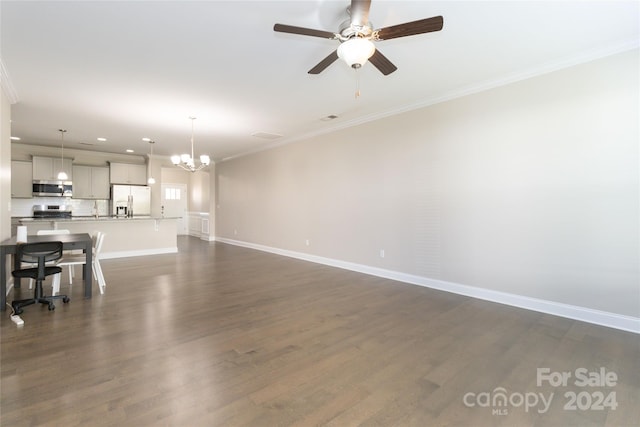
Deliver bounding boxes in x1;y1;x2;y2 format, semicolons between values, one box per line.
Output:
0;58;19;104
221;39;639;163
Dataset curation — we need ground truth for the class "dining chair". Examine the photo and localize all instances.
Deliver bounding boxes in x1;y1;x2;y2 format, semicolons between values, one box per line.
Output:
52;232;106;295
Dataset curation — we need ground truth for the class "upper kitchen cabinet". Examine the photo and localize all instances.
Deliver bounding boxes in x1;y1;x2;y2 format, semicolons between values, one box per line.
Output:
72;165;110;199
32;156;73;181
110;162;146;185
11;160;33;198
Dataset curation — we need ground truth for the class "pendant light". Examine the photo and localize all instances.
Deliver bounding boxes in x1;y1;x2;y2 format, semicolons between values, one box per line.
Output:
147;140;156;184
57;129;68;180
171;117;210;172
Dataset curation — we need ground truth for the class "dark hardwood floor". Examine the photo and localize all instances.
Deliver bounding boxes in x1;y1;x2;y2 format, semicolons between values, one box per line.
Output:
1;236;638;426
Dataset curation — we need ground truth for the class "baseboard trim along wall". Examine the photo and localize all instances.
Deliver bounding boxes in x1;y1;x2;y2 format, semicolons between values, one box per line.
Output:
101;247;178;260
215;237;640;334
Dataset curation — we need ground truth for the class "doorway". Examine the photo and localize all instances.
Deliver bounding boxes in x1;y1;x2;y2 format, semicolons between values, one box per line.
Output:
161;183;188;235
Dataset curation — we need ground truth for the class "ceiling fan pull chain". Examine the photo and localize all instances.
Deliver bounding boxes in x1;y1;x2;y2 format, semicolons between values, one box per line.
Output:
355;68;361;99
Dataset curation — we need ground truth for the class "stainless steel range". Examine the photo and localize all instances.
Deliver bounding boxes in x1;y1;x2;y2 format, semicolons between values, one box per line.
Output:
32;204;72;219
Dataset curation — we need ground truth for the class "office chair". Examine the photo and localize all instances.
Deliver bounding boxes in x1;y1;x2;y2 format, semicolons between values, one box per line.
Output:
11;241;70;315
36;229;74;286
25;229;73;290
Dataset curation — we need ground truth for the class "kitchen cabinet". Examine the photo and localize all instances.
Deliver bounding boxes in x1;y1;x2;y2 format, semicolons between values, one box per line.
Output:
72;165;110;199
110;162;146;185
11;160;33;198
32;156;73;181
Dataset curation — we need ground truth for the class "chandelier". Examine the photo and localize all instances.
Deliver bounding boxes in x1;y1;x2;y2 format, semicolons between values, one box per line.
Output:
171;117;210;172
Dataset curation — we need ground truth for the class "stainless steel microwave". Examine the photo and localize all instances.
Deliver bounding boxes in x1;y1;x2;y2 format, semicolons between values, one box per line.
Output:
32;180;73;197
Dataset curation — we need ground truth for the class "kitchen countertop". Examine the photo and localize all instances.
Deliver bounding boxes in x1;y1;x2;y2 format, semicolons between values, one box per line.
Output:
14;215;180;260
18;216;178;223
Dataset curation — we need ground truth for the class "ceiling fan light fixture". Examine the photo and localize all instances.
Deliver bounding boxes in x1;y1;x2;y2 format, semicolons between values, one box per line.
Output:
337;37;375;68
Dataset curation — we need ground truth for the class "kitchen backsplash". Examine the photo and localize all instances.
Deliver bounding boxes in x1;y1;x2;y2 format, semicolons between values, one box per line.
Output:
12;197;110;217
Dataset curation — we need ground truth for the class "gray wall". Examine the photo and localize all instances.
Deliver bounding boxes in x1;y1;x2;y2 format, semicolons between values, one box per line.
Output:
215;49;639;319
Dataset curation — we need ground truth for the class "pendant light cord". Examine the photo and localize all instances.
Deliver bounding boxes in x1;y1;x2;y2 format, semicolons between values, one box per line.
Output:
60;129;64;162
59;129;66;165
190;117;196;161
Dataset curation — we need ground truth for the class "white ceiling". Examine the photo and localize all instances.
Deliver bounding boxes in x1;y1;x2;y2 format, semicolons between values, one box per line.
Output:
2;1;638;162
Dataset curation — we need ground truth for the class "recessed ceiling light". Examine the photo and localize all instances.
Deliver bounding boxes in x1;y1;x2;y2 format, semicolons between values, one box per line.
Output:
320;115;339;121
10;136;21;141
126;149;134;153
97;137;107;142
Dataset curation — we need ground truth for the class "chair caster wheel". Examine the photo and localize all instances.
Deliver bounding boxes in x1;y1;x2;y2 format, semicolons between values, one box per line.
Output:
48;304;55;311
62;297;70;303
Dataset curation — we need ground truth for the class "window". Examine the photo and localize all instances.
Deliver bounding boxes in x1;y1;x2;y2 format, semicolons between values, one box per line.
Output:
165;187;181;200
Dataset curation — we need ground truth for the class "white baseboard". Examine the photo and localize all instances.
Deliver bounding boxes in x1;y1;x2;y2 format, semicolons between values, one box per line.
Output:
100;247;178;260
215;237;640;334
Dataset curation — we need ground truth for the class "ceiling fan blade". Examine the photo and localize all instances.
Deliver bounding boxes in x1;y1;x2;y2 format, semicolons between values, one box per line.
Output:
274;23;336;39
308;50;339;74
368;49;397;75
375;16;444;41
350;0;372;27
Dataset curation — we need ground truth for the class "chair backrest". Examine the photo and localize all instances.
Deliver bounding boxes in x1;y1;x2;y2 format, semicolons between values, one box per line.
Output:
15;241;64;280
92;231;103;248
94;233;105;259
37;229;71;235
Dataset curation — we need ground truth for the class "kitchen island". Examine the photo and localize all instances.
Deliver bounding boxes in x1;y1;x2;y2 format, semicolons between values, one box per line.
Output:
17;216;178;259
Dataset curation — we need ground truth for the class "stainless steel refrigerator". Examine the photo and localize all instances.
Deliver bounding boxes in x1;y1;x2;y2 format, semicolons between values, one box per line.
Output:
111;185;151;216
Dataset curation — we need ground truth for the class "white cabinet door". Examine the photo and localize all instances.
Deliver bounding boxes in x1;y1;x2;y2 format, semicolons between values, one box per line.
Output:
91;167;110;199
110;163;146;185
109;163;128;184
127;164;147;185
72;165;91;198
11;161;33;198
73;165;110;199
32;156;54;180
33;156;72;180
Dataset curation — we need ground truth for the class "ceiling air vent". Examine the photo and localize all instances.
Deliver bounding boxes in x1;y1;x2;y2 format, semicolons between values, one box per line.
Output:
252;132;283;140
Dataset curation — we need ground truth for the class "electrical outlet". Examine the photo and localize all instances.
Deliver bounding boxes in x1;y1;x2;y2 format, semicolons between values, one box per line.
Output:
234;229;237;235
380;249;385;258
305;239;310;246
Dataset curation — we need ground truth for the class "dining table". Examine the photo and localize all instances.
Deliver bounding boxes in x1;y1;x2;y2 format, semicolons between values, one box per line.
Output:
0;233;93;311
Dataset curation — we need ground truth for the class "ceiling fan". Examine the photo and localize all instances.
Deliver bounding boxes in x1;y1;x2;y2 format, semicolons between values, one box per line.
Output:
273;0;443;75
